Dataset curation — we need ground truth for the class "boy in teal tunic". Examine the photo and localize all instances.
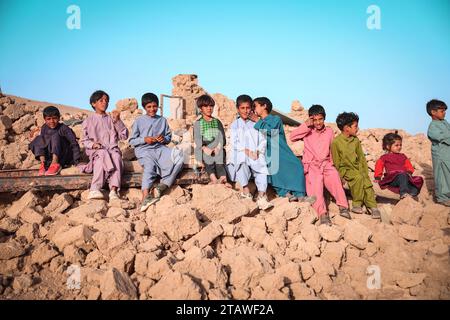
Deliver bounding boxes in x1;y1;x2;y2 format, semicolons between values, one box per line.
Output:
427;99;450;207
249;97;315;204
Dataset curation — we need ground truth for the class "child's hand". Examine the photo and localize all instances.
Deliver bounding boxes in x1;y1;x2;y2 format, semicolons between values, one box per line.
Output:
30;127;40;140
304;118;314;127
111;110;121;123
202;146;213;156
244;149;258;160
248;111;259;122
214;146;222;156
92;143;102;149
144;137;156;144
155;135;165;143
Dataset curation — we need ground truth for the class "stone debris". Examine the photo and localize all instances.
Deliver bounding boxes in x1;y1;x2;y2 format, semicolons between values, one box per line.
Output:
0;80;448;300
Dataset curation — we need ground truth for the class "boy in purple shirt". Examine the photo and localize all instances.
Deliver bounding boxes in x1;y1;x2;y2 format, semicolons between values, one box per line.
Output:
79;90;129;200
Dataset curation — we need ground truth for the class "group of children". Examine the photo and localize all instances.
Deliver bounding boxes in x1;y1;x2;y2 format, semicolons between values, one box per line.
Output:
28;91;450;225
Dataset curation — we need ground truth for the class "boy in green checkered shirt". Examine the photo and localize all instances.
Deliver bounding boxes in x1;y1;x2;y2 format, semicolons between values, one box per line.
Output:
194;94;231;187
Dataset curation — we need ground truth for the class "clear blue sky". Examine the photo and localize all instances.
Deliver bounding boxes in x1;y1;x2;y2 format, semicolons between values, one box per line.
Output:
1;0;449;134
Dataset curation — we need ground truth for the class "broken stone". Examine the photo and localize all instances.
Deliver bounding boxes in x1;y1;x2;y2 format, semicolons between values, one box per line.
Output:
0;241;26;260
31;243;59;265
147;200;201;242
100;268;138;300
182;221;224;251
318;224;343;242
12;274;34;292
16;223;39;243
7;191;39;219
147;271;204;300
111;248;136;274
391;197;423;226
395;272;427;289
344;220;373;250
310;257;336;276
51;225;95;251
20;207;46;225
44;193;73;215
398;225;421;241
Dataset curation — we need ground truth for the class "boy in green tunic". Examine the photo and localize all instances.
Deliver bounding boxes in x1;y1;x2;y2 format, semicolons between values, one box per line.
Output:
250;97;315;204
331;112;381;219
426;99;450;207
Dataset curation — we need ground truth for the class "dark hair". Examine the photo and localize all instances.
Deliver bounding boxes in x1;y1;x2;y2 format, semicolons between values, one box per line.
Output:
426;99;447;116
253;97;272;113
43;106;61;118
336;112;359;131
196;94;215;108
236;95;253;108
382;131;402;151
141;93;159;107
308;104;326;119
90;90;109;110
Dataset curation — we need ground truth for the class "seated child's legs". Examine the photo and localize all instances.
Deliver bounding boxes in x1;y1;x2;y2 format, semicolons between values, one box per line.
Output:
305;169;326;216
204;162;218;183
363;186;377;209
48;133;63;162
235;164;251;189
108;151;124;191
30;135;47;160
160;149;184;188
391;173;411;196
141;160;158;192
253;171;268;194
323;165;348;209
348;180;365;208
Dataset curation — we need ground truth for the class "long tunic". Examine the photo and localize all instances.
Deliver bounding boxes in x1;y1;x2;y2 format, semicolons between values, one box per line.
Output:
254;114;306;197
79;113;129;190
228;117;268;191
290;123;348;215
374;153;423;194
29;123;80;168
427;119;450;202
331;133;377;208
129;115;183;190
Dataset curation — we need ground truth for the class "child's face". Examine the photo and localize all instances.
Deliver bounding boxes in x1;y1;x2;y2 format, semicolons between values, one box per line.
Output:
253;102;265;116
388;139;402;153
311;114;325;130
144;102;159;117
344;121;359;136
91;95;109;113
237;102;252;120
431;108;446;120
200;105;214;117
44;115;60;129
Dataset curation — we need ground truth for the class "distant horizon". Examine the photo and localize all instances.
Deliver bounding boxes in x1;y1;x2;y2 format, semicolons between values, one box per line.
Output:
1;0;449;134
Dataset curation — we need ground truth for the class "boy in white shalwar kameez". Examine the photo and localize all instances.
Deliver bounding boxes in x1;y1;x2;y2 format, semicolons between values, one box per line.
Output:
228;95;273;210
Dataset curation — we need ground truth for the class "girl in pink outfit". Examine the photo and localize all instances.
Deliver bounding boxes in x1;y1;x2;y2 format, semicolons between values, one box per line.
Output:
80;90;129;200
290;105;350;225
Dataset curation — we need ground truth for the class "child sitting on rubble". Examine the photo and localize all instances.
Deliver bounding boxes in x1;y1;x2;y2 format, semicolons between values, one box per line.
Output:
331;112;381;219
249;97;315;204
129;93;184;212
29;106;81;176
374;132;423;200
79;90;129;201
227;94;273;210
193;94;231;187
290;105;351;225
